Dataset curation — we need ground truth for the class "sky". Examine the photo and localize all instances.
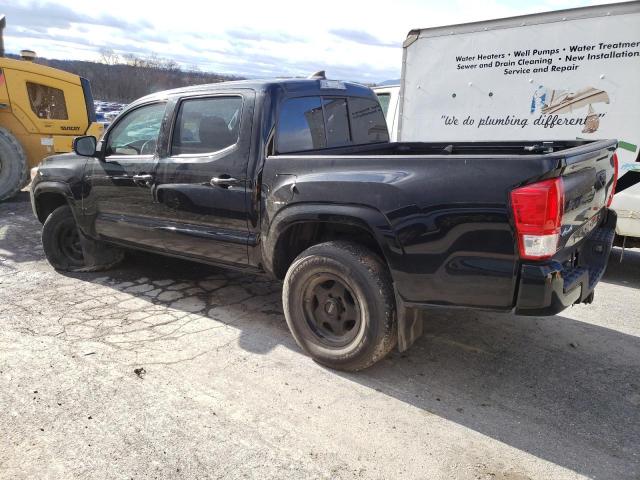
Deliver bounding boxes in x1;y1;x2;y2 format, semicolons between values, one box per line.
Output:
1;0;615;83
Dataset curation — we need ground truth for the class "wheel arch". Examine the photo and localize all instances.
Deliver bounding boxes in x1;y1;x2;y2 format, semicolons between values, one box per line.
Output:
262;203;403;280
264;203;424;353
32;182;75;224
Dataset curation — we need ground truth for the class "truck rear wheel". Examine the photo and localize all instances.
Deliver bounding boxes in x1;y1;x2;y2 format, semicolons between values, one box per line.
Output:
283;241;397;371
42;205;124;272
0;128;29;201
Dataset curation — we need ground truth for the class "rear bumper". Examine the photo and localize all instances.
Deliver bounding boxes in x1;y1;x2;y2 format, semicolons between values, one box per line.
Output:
515;209;616;316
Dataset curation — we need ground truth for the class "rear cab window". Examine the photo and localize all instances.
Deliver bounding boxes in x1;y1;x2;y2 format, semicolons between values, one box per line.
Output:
276;95;388;154
376;92;391;116
348;97;389;144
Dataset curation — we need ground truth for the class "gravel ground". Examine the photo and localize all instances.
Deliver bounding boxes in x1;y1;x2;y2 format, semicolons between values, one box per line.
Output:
1;192;639;480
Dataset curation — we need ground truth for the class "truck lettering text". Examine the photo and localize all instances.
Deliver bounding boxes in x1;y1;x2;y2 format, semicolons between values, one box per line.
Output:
569;44;595;52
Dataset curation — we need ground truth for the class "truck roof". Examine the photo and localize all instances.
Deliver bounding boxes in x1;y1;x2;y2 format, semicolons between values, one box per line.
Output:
130;78;376;106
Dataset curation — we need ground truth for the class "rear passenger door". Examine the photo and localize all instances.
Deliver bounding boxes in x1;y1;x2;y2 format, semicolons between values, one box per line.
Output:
153;92;255;266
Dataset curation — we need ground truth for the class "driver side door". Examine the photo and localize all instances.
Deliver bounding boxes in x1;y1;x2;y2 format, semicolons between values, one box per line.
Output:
84;101;168;250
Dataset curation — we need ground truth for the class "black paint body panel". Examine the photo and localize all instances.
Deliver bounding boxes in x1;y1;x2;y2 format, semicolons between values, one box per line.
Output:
30;78;618;316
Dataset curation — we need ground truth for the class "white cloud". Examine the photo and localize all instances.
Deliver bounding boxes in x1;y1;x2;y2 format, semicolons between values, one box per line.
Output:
2;0;609;82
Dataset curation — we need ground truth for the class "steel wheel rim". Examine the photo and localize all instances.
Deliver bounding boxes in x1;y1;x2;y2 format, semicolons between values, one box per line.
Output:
302;272;362;348
58;223;84;263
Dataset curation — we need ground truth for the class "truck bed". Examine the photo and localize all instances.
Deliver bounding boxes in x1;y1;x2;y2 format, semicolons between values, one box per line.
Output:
266;138;617;312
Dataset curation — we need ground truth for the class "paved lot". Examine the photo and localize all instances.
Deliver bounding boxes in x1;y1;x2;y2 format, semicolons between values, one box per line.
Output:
1;192;639;480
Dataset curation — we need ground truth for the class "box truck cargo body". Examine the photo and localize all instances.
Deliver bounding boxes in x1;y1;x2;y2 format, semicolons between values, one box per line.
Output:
393;1;640;242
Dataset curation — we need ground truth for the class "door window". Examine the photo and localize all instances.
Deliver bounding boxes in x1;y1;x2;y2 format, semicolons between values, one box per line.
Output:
171;96;243;155
105;103;166;156
26;82;68;120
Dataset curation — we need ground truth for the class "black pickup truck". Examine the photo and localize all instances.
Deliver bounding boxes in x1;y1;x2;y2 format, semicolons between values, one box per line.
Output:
31;77;618;370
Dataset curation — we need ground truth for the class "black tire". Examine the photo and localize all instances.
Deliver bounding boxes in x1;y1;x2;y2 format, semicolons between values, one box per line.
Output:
0;128;29;201
283;241;397;371
42;205;124;272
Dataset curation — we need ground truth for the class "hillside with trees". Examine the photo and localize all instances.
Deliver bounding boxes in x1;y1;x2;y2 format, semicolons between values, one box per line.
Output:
9;50;244;103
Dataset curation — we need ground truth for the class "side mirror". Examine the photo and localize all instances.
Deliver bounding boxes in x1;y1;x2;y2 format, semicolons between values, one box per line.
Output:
73;136;97;157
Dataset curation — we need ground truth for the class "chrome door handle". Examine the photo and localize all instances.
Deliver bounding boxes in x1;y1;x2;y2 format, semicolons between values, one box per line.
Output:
210;176;239;187
132;174;154;186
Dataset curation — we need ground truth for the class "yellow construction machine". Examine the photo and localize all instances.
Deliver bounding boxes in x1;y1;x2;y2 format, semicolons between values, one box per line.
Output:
0;15;103;200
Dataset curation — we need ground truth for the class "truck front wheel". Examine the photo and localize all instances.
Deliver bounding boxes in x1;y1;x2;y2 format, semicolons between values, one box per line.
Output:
0;128;28;202
42;205;124;272
283;241;397;371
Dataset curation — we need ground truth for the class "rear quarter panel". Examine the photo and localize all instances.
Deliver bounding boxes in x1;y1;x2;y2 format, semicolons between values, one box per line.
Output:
262;153;560;309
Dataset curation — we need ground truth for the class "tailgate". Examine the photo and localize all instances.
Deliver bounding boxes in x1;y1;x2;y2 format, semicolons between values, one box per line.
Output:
513;139;617;315
557;141;617;253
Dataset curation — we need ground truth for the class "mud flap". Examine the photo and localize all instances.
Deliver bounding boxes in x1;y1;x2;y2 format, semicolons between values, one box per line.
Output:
77;230;123;272
395;293;424;352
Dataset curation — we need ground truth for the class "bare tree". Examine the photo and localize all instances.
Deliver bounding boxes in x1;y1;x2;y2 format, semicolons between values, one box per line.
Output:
123;53;144;67
30;52;243;103
99;47;120;65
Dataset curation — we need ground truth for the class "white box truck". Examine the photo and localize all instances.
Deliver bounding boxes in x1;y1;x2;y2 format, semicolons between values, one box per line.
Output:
380;1;640;245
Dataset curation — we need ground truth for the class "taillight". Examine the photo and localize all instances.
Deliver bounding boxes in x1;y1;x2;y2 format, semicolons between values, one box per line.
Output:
607;152;618;207
510;177;564;260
